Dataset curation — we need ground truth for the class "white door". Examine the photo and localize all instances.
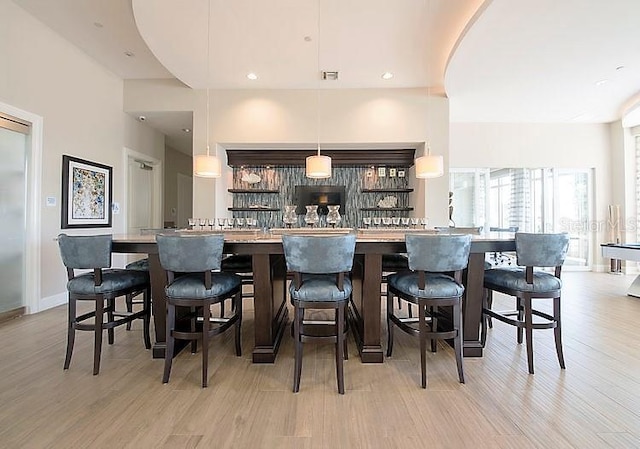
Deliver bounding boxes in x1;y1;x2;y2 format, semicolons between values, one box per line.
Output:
177;173;193;229
127;157;154;234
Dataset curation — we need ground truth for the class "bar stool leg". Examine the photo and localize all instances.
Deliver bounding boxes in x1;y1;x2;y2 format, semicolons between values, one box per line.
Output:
453;300;465;383
201;302;211;388
163;303;176;384
336;305;345;394
93;298;104;375
64;296;76;370
524;295;534;374
418;301;428;388
386;290;394;357
293;306;303;393
554;296;565;369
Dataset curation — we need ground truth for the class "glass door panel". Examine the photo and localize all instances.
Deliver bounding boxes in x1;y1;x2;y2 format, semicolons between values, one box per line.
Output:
0;124;27;313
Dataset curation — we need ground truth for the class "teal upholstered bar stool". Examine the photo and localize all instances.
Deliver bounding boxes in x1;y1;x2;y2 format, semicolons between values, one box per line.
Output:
282;233;357;394
482;233;570;374
386;234;472;388
57;234;151;375
156;234;242;387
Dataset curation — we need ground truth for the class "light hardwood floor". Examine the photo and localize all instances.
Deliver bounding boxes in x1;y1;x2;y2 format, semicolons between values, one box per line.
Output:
1;272;640;448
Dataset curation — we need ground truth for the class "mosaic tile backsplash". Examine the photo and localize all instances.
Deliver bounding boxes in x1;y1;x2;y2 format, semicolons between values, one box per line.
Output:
230;165;413;228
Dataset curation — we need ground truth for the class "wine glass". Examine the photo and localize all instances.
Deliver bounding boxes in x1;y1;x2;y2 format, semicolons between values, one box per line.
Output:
410;217;419;228
236;217;245;228
372;217;381;228
187;218;196;230
382;217;392;228
391;217;401;228
362;217;371;228
420;217;428;228
401;217;410;228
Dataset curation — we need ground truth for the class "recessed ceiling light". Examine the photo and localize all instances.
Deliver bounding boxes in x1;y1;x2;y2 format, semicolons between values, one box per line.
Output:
182;128;191;133
124;51;135;58
247;73;258;80
595;79;609;86
381;72;394;80
616;65;625;71
138;115;146;122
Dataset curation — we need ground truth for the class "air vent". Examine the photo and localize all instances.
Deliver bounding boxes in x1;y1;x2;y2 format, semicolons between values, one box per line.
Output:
321;71;339;80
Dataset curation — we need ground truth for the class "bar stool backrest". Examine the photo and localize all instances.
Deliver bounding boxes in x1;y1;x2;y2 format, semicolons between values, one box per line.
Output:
406;234;472;273
58;234;112;269
515;233;570;267
156;234;224;273
282;234;356;274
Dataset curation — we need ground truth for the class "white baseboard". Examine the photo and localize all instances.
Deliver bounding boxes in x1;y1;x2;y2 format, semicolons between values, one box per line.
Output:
39;292;67;312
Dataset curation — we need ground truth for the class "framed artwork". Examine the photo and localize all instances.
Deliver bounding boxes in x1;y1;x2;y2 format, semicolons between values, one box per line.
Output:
61;155;112;229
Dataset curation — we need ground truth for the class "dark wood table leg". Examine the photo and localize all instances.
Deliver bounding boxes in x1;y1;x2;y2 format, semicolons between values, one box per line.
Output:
462;252;486;357
359;253;384;363
252;254;288;363
148;253;168;359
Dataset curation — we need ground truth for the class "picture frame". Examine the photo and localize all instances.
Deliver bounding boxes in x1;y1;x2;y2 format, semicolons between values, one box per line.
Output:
61;155;113;229
398;169;406;178
377;166;386;177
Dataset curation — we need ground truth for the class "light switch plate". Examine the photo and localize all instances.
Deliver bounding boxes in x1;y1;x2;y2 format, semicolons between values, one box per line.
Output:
46;196;56;207
389;168;397;177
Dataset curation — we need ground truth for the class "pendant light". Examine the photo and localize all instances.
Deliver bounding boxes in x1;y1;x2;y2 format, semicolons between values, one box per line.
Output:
415;144;444;178
194;0;222;178
415;0;443;179
305;0;331;179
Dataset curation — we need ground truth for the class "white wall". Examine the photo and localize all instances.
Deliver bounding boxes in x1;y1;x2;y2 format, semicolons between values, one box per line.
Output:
450;122;613;269
125;80;452;226
0;0;165;311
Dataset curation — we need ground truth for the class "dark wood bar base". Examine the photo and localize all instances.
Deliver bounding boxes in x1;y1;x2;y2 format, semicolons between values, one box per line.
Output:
113;232;515;362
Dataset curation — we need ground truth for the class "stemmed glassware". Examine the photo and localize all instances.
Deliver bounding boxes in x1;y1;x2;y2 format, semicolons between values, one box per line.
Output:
362;217;371;228
372;217;381;228
283;205;298;228
401;217;410;228
391;217;401;228
382;217;392;227
236;217;245;228
326;205;341;228
188;218;196;230
410;217;419;228
304;205;320;227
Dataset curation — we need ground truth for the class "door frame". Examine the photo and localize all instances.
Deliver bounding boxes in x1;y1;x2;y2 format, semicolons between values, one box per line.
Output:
123;147;163;233
0;102;43;314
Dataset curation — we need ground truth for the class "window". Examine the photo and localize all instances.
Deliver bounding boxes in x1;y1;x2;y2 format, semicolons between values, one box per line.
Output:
451;168;592;268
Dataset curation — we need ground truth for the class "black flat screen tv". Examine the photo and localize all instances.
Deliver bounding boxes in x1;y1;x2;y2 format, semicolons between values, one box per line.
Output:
295;185;345;215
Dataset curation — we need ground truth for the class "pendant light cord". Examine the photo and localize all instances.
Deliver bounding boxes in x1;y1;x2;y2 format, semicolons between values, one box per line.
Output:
316;0;321;156
206;0;211;157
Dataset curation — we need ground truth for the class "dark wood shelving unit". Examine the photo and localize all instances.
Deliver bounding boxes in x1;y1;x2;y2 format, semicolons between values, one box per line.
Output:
228;207;280;212
361;188;414;193
228;189;279;194
360;207;414;212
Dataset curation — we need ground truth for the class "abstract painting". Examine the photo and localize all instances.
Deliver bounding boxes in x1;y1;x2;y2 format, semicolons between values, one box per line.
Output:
61;155;112;228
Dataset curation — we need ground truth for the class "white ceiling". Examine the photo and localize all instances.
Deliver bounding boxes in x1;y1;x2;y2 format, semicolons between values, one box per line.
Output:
11;0;640;152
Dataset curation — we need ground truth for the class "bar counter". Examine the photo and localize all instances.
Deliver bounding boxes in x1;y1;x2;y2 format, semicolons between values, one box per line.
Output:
112;229;515;362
